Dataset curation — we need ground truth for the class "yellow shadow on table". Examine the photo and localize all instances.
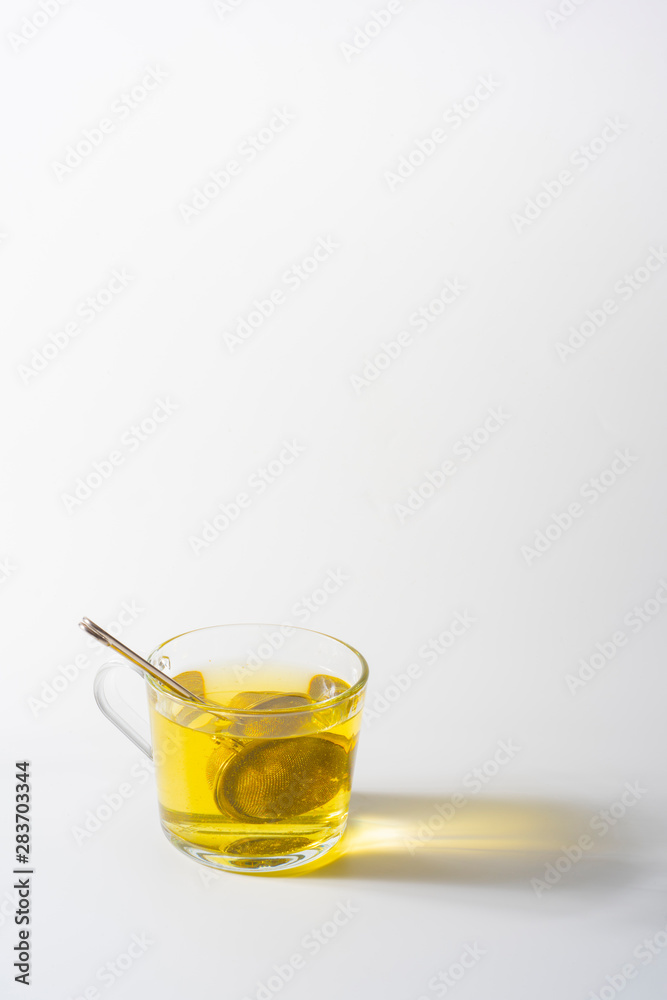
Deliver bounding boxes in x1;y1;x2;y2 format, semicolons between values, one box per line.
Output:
265;792;632;885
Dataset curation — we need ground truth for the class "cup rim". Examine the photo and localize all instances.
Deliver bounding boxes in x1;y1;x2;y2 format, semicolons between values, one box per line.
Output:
145;622;369;715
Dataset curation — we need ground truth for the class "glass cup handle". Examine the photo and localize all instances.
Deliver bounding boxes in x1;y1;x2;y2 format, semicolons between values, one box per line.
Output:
93;659;153;759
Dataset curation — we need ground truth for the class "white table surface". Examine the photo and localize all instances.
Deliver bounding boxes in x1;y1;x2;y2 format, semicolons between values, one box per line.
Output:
2;1;667;997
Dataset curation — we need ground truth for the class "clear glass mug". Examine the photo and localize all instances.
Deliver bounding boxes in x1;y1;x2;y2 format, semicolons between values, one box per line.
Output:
93;623;368;873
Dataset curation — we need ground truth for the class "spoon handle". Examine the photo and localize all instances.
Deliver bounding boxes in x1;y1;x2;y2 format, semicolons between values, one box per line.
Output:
79;617;206;704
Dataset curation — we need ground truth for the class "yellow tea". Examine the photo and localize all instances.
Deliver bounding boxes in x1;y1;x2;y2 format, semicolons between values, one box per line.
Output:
148;665;362;870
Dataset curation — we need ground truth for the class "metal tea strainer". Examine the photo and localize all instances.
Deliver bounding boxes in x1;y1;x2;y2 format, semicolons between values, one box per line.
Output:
213;733;348;821
208;680;351;821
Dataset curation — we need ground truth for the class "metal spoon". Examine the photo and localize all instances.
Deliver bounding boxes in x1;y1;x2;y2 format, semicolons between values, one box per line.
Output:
79;617;207;704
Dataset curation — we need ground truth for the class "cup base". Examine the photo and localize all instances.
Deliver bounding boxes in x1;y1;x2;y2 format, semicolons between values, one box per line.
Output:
161;823;345;875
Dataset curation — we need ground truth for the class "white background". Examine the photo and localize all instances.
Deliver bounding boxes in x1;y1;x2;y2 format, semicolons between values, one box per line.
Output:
2;0;667;997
